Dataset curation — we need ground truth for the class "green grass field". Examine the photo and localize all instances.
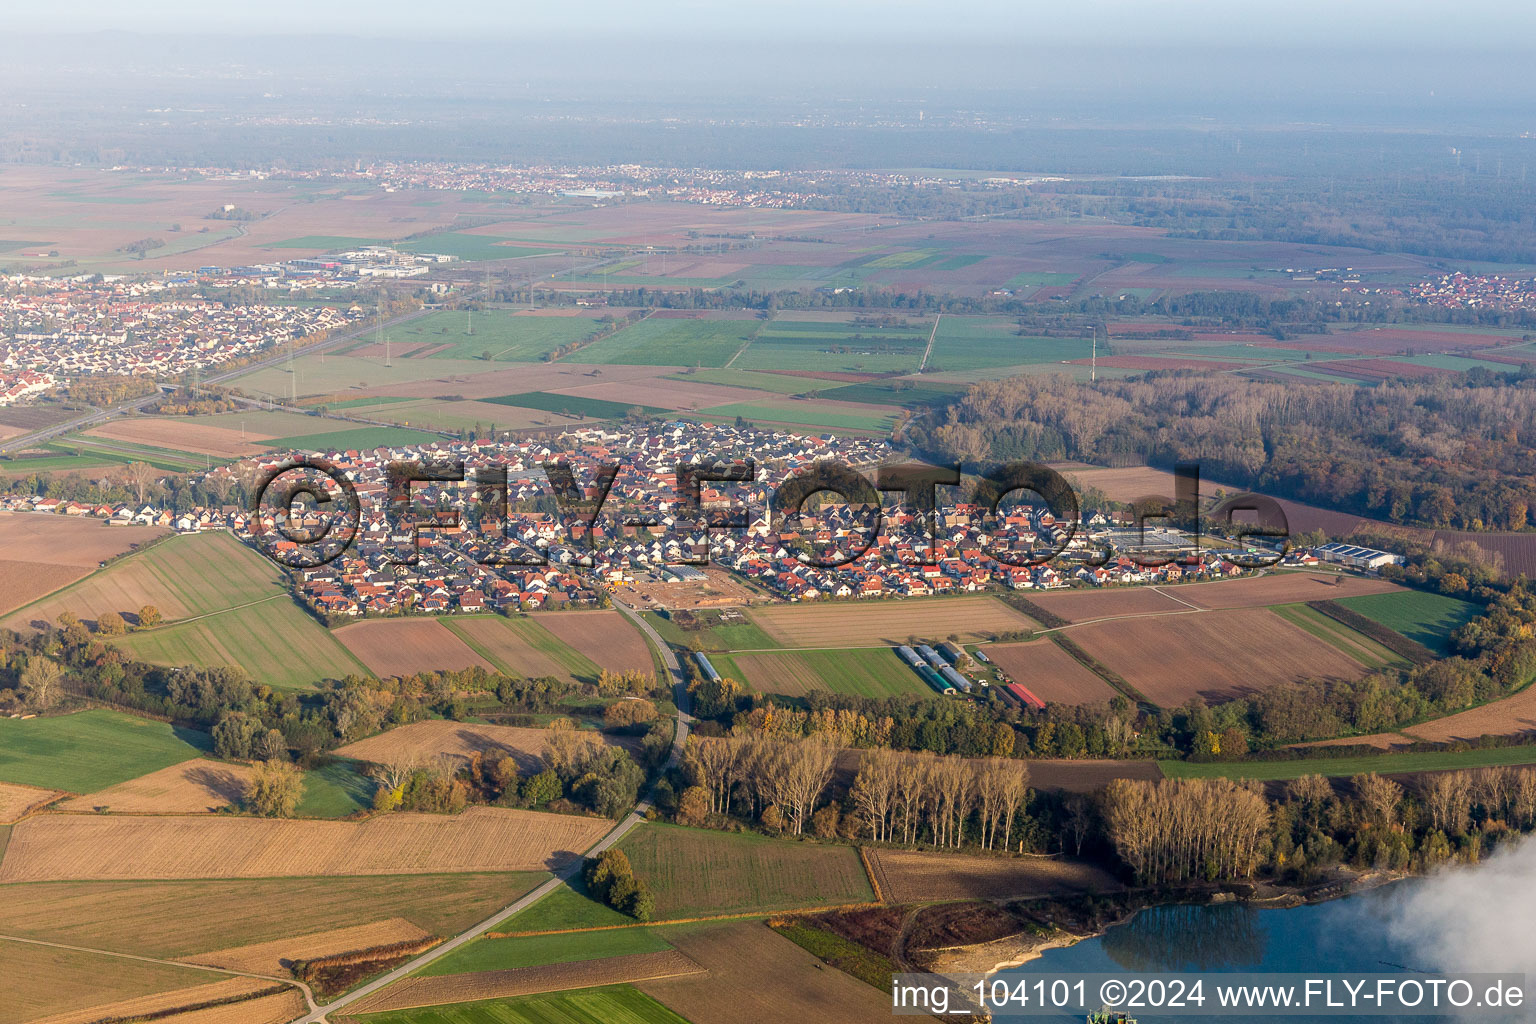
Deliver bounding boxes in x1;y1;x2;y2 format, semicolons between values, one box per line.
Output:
418;927;670;976
927;319;1097;371
353;987;691;1024
295;760;376;817
640;611;779;653
265;425;447;452
483;392;668;420
694;401;896;433
0;710;209;793
503;877;634;932
1335;590;1481;655
114;596;368;689
575;319;759;368
733;321;930;374
381;310;614;362
0;873;549;959
1161;743;1536;781
710;648;930;699
46;437;213;474
618;824;873;918
440;615;604;685
815;379;965;408
264;235;388;250
662;369;818;395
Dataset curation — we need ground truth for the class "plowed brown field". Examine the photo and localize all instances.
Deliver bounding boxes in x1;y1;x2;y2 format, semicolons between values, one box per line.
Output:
1068;607;1367;704
982;640;1119;704
1171;573;1401;609
22;978;279;1024
864;848;1123;903
333;618;493;678
0;512;166;567
534;610;653;674
1027;587;1188;622
0;806;606;882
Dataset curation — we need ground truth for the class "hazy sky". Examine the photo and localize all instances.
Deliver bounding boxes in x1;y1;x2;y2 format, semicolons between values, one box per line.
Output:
5;0;1533;49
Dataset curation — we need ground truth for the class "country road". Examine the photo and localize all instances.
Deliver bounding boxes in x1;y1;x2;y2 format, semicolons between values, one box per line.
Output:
286;598;692;1024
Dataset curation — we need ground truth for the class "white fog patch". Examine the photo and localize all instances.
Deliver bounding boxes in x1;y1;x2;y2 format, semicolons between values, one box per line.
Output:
1383;835;1536;976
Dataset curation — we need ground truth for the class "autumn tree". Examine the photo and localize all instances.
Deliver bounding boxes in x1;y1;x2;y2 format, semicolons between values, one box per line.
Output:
19;656;64;709
137;605;162;628
245;760;305;817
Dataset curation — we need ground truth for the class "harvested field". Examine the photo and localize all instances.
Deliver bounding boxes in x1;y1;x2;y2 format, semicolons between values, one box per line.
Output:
0;511;166;566
1068;607;1368;705
1047;463;1185;503
1323;327;1519;354
533;610;655;675
137;988;306;1024
336;720;634;775
0;806;607;882
334;618;494;678
982;640;1119;704
1027;587;1189;622
0;874;546;959
190;918;433;976
84;418;273;459
545;376;769;410
0;781;61;822
56;760;255;814
0;560;89;615
347;950;704;1013
0;940;215;1024
638;921;904;1024
1429;530;1536;578
864;848;1123;904
750;596;1034;647
1172;573;1402;610
1069;355;1249;371
1402;685;1536;743
618;823;873;918
23;978;280;1024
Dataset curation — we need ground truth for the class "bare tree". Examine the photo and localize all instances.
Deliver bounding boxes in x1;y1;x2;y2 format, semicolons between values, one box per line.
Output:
1351;773;1402;826
19;656;64;709
1422;771;1472;835
127;461;155;505
369;753;425;794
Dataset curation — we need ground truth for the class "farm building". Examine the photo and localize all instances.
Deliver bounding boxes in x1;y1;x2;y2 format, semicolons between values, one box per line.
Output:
1315;543;1404;570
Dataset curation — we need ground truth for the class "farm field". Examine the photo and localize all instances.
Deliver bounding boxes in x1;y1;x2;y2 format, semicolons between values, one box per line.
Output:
710;648;930;698
693;399;897;434
192;918;433;976
440;615;602;684
352;985;695;1024
260;424;446;453
575;318;758;367
0;941;225;1024
0;559;90;616
1270;603;1409;670
0;806;608;881
503;878;636;933
1;531;288;632
22;979;305;1024
1170;572;1403;610
0;781;61;823
981;639;1120;704
83;418;274;459
0;511;166;567
1067;607;1369;705
1399;683;1536;743
929;319;1097;371
639;609;777;653
863;848;1122;904
533;610;655;675
749;595;1035;646
1027;587;1190;623
334;618;496;678
545;375;773;411
1161;743;1536;781
638;920;901;1024
617;824;873;918
0;710;208;793
0;873;546;958
56;760;253;814
1336;590;1481;656
337;720;632;775
114;595;368;688
418;928;671;977
482;390;668;420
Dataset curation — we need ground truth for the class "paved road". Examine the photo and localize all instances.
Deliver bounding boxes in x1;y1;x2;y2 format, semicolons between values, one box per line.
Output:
0;309;430;456
287;599;692;1024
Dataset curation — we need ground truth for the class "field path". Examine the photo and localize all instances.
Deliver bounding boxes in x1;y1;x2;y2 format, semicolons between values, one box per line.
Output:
288;599;692;1024
0;932;319;1016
